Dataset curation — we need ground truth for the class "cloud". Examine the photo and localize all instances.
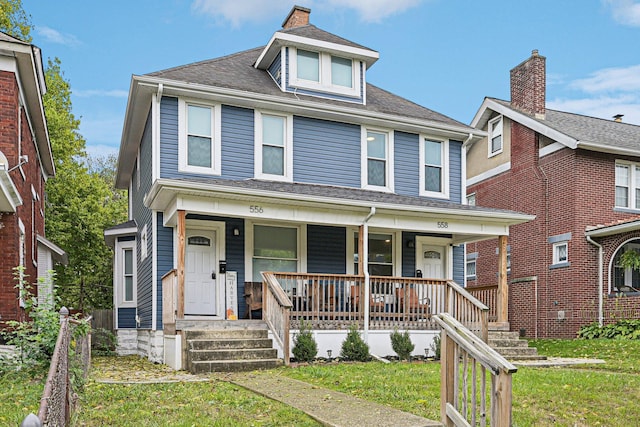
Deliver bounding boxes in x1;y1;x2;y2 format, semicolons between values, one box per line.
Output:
35;26;81;47
569;64;640;93
603;0;640;26
191;0;424;27
73;89;129;98
548;95;640;125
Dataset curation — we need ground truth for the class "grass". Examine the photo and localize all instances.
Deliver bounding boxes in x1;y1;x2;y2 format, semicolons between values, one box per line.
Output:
4;339;640;426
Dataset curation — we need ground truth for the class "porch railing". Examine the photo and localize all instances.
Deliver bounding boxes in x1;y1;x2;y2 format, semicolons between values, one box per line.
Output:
467;284;498;323
445;281;490;342
434;313;516;427
262;272;293;365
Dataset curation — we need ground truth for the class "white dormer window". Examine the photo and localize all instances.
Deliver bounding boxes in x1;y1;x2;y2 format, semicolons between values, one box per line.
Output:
488;116;503;157
289;48;360;98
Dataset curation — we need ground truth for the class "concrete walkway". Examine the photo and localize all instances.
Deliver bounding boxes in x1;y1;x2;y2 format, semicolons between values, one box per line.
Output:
227;371;442;427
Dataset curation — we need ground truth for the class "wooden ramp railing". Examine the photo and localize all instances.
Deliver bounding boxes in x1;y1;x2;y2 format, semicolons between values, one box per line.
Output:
445;280;490;342
467;284;498;323
434;313;517;427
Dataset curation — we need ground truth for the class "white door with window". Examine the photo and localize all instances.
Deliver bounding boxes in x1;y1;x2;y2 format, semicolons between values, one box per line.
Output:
185;230;217;315
417;244;446;279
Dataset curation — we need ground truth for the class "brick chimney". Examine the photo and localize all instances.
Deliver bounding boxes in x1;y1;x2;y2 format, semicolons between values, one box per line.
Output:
510;49;546;119
282;5;311;29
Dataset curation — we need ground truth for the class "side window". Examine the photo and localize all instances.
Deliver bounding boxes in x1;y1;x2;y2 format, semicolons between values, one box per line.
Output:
420;137;449;198
549;233;571;268
466;193;476;206
362;128;393;191
255;111;293;181
116;241;137;307
178;100;221;175
488;116;503;157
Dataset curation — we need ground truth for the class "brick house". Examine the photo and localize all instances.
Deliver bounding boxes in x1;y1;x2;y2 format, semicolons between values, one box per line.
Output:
466;50;640;338
0;32;66;329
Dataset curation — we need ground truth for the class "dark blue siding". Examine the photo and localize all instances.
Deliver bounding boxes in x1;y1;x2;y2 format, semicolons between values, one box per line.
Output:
293;117;360;187
156;212;173;330
221;105;254;179
453;245;464;285
402;232;417;277
449;140;462;203
268;52;282;86
307;225;346;274
133;112;154;330
118;308;137;329
394;132;420;197
159;96;178;179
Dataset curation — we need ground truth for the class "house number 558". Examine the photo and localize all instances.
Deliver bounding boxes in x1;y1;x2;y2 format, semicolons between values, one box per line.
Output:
437;221;448;228
249;205;264;214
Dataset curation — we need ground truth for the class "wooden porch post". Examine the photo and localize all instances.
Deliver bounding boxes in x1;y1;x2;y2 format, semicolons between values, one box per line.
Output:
497;235;509;326
177;210;186;319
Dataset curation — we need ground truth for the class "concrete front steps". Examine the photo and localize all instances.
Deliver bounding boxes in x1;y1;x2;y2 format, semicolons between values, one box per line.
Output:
184;321;283;373
488;330;547;361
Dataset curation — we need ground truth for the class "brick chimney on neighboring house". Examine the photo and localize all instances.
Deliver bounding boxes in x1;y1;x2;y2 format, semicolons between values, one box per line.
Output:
510;49;546;119
282;5;311;29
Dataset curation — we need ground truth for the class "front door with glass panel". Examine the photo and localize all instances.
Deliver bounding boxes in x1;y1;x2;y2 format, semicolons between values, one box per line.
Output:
185;230;217;315
419;244;445;279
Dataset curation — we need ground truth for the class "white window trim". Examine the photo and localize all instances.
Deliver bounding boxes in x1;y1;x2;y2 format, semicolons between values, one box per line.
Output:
615;161;640;210
466;192;476;206
552;241;568;265
289;47;361;98
245;221;306;282
488;115;503;157
140;224;148;260
116;240;137;308
361;127;394;192
178;98;222;175
465;259;477;279
254;110;294;182
346;228;401;277
419;136;449;199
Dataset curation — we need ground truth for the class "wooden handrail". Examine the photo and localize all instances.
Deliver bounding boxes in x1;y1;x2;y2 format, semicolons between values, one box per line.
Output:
262;272;293;365
434;313;516;427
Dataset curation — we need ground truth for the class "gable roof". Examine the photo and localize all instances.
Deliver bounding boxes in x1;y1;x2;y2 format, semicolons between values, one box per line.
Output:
472;97;640;155
280;24;373;51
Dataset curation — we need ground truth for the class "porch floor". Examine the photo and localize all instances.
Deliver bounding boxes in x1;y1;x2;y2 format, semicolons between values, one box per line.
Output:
228;371;442;427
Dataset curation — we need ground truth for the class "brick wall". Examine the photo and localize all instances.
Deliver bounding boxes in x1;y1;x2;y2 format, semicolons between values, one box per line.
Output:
0;70;46;327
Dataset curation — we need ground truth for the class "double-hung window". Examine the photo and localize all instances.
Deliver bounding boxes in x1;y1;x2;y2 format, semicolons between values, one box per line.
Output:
420;137;449;198
116;240;136;307
290;48;359;97
255;111;293;181
363;128;393;191
615;162;640;209
178;100;221;174
488;116;503;156
252;225;298;281
353;232;394;276
549;232;571;269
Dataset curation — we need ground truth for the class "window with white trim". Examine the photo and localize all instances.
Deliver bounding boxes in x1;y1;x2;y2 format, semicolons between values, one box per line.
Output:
420;137;449;198
488;116;503;156
252;225;298;281
466;259;476;279
552;242;568;265
466;193;476;206
289;48;360;98
178;100;221;175
353;232;394;276
615;162;640;209
116;240;137;307
123;248;134;302
255;111;293;181
362;128;393;191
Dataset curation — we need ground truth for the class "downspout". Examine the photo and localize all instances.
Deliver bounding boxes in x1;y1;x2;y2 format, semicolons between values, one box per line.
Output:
362;207;376;343
586;235;604;327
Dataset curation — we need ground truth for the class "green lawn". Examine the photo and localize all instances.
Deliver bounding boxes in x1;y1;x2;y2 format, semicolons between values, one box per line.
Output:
3;339;640;426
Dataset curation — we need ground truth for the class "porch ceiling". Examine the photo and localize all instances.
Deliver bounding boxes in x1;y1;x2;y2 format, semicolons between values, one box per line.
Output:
147;178;534;244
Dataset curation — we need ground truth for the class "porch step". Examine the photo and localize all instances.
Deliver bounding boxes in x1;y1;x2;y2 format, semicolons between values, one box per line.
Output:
488;330;546;362
184;322;282;373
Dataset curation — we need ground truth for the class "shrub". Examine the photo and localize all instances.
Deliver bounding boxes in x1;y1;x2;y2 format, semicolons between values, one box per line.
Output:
340;324;369;362
292;320;318;363
92;328;118;356
390;328;414;361
430;334;441;360
577;320;640;340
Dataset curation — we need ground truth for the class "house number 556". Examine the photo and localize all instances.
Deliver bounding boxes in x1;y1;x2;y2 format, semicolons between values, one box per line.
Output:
249;205;264;214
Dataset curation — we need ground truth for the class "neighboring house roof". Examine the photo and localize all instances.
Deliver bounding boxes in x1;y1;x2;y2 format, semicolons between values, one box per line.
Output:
36;235;68;265
0;31;54;177
472;97;640;156
585;216;640;238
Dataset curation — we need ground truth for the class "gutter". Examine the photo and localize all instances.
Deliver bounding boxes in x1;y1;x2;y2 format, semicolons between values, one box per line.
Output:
586;235;604;327
362;207;376;343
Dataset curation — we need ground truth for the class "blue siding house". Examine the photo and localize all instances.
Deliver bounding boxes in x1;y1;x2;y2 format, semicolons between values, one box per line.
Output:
105;6;531;366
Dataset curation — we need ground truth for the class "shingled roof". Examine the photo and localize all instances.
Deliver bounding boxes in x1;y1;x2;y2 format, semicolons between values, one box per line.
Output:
278;24;374;51
490;98;640;152
147;47;468;129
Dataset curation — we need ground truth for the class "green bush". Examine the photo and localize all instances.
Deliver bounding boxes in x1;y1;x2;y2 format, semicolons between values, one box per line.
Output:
577;320;640;339
292;320;318;363
340;324;369;362
92;328;118;356
390;328;414;361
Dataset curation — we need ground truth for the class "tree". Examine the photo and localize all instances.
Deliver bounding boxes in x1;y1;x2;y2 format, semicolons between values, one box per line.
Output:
0;0;31;41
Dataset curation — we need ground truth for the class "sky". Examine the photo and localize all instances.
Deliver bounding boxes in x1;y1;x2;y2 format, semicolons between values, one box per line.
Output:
20;0;640;158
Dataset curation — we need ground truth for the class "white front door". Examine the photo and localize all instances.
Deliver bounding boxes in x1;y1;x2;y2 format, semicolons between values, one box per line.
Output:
418;244;446;279
185;230;217;315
